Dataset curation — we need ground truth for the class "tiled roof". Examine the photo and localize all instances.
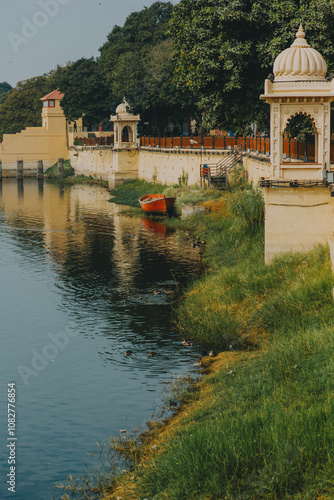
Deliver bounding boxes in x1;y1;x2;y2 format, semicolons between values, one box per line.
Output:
40;89;65;101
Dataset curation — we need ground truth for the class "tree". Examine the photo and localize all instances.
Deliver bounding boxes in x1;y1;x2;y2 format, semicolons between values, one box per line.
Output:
99;1;196;134
168;0;334;134
0;82;12;103
0;66;70;137
57;57;111;126
0;76;50;137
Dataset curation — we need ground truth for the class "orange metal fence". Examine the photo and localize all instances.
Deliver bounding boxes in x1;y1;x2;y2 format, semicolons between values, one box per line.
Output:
74;136;114;146
140;135;334;162
72;134;334;163
140;135;271;152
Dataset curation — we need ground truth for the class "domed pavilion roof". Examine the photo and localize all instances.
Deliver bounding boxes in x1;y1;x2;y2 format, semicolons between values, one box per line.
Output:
116;98;130;115
273;25;327;81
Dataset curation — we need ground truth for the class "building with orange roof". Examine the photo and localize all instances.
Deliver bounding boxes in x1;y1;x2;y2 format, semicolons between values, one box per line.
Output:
0;89;69;175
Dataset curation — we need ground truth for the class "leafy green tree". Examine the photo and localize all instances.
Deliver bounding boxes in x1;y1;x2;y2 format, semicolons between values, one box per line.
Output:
285;114;315;143
0;82;12;103
168;0;334;134
99;1;196;134
0;76;50;137
0;65;69;137
57;57;111;126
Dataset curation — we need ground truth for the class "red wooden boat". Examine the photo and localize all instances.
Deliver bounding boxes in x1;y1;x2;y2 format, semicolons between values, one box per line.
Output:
139;194;176;214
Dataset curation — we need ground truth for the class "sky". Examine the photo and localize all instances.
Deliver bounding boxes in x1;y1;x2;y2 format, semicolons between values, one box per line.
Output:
0;0;178;87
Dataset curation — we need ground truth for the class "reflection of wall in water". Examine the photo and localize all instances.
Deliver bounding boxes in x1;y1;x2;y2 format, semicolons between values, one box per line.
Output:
112;208;140;288
264;188;334;262
0;181;202;293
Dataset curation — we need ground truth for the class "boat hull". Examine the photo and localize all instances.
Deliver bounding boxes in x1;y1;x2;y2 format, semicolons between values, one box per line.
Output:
139;194;176;214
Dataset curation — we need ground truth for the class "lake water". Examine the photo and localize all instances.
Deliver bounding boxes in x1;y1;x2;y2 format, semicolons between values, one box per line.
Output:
0;179;203;500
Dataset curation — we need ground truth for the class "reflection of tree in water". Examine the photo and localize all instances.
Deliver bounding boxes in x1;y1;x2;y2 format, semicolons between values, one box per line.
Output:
2;213;46;263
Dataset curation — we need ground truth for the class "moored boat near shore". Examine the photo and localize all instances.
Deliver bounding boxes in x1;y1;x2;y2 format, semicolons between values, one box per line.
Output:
139;194;176;214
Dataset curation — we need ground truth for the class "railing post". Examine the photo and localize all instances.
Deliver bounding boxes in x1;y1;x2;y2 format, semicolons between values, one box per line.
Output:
224;136;226;149
180;135;183;149
17;160;23;180
212;135;215;149
171;135;173;148
164;135;166;148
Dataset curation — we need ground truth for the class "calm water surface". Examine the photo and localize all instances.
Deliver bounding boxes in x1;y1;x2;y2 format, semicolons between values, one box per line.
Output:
0;179;203;500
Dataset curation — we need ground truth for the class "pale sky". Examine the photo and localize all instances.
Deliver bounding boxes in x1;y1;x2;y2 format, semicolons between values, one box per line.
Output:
0;0;177;87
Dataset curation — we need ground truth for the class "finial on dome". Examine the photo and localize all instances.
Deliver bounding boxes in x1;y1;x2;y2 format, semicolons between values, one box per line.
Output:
296;25;305;38
291;24;309;48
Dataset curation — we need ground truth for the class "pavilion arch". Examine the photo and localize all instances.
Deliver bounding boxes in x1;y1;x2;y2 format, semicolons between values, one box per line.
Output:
281;111;319;137
121;126;132;143
282;111;318;163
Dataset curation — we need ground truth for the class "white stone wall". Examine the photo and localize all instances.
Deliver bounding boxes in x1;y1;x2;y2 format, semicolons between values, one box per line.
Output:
243;155;271;184
69;148;114;181
138;147;225;185
70;146;271;188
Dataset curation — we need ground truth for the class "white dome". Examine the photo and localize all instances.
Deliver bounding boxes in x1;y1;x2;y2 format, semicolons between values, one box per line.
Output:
273;26;327;81
116;98;129;114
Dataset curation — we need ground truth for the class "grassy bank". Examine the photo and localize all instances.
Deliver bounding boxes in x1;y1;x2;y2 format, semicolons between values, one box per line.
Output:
109;179;222;215
61;179;334;499
44;160;108;186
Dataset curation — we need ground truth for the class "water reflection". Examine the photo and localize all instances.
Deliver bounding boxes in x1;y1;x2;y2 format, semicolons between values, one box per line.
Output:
0;179;203;500
17;178;24;198
37;179;44;198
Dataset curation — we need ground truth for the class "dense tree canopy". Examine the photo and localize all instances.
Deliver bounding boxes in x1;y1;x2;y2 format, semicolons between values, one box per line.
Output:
99;1;196;134
0;66;66;137
0;82;12;103
0;76;54;137
169;0;334;134
2;1;334;137
57;57;111;126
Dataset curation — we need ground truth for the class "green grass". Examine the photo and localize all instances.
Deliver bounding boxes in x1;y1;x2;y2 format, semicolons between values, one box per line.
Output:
44;159;75;178
137;320;334;499
109;179;170;207
105;182;334;500
60;178;334;500
109;179;222;213
44;160;108;186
